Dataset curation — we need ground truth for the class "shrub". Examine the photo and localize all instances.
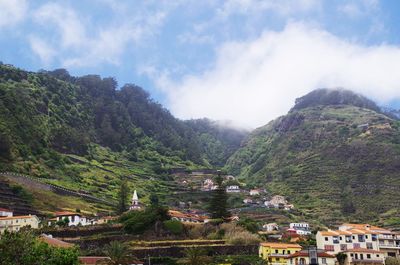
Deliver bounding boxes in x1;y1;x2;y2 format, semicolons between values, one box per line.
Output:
164;220;184;235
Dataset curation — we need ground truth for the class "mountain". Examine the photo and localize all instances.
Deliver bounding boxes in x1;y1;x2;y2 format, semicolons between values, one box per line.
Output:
0;64;246;212
226;88;400;225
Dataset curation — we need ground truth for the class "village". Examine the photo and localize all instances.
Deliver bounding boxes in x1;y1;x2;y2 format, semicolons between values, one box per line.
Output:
1;171;399;265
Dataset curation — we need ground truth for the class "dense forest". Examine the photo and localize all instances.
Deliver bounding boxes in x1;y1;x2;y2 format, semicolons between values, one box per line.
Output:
0;64;246;171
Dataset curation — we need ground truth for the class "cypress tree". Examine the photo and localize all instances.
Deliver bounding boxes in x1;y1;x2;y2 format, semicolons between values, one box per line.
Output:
208;171;230;219
117;178;129;214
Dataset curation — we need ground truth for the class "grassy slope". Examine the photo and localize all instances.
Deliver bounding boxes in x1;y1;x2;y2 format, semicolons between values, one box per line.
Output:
226;105;400;226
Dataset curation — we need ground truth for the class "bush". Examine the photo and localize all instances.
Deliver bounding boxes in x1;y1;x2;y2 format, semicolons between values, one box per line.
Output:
221;223;261;246
164;220;184;235
121;206;170;234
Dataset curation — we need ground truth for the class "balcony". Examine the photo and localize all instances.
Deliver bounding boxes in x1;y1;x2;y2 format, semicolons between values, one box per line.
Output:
379;243;400;249
378;234;396;240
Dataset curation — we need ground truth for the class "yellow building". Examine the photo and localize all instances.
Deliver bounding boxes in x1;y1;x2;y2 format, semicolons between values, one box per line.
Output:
0;215;39;233
259;242;302;265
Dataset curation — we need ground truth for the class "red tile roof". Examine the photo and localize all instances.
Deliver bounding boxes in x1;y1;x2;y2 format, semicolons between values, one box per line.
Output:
289;250;335;258
0;208;12;212
39;235;74;248
78;257;111;265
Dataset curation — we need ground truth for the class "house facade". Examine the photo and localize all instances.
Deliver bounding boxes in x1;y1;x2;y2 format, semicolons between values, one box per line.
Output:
316;223;400;259
168;210;209;224
287;249;336;265
0;208;13;217
259;242;302;265
0;215;39;233
290;223;312;236
226;185;240;193
55;211;88;226
341;248;385;265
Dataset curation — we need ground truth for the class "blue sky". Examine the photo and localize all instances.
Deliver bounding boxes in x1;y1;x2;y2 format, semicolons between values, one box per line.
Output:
1;0;400;128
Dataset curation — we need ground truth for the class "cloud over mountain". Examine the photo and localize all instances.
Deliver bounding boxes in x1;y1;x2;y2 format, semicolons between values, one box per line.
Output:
160;22;400;128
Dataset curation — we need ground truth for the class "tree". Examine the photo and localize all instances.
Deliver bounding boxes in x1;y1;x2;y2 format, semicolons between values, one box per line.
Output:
149;194;159;206
117;178;129;214
102;241;131;265
177;247;212;265
208;171;230;219
386;257;400;265
0;230;79;265
336;252;347;265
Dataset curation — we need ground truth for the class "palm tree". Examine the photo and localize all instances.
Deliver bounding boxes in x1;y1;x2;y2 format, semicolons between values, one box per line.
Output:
101;241;131;265
177;247;212;265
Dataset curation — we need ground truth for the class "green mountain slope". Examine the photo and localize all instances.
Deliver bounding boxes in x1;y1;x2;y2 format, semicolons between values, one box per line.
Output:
0;64;246;212
226;89;400;225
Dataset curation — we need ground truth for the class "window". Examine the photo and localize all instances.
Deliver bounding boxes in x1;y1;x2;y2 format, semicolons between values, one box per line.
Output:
288;250;291;254
350;254;354;257
372;234;377;241
322;258;327;264
333;236;340;244
365;235;368;239
340;244;347;251
275;250;279;254
358;235;365;242
353;243;361;249
377;255;380;257
340;236;343;240
366;243;373;249
324;245;334;251
325;237;329;241
360;254;364;260
352;236;356;240
367;254;371;259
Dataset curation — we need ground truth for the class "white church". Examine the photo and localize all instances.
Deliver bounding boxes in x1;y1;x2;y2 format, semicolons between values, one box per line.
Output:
129;190;142;210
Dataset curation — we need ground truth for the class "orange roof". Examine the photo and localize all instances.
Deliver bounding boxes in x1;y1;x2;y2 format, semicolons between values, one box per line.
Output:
0;215;37;221
260;242;302;249
0;208;12;212
40;235;74;248
55;211;80;217
344;248;384;254
319;230;352;236
341;223;390;234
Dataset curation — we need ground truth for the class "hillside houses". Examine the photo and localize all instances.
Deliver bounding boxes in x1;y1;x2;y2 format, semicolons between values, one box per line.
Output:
0;213;40;233
264;195;294;210
316;223;400;260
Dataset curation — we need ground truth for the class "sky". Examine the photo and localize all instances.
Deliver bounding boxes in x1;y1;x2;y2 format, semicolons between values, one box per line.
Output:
1;0;400;128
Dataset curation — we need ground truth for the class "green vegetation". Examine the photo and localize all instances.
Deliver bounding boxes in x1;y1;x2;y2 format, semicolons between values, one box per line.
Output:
208;172;230;219
226;88;400;223
0;230;79;265
164;220;184;235
120;206;170;234
117;178;129;214
0;64;245;213
102;241;131;265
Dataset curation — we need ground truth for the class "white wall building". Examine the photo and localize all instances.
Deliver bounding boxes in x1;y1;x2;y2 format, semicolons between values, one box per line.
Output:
55;211;88;226
226;185;240;193
0;208;13;217
290;223;312;235
0;215;39;233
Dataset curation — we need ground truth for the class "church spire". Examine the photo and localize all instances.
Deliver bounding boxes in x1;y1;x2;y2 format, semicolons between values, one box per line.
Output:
129;190;141;210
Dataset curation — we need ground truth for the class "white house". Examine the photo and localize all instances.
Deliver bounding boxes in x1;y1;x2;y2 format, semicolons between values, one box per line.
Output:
243;198;253;204
290;222;312;235
263;223;279;232
250;189;261;196
0;215;40;233
0;208;13;217
55;211;88;226
226;185;240;193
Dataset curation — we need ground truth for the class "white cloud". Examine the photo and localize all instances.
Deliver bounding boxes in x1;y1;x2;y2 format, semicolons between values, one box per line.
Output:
217;0;320;18
28;36;56;65
29;2;168;67
157;22;400;129
338;0;379;18
0;0;28;28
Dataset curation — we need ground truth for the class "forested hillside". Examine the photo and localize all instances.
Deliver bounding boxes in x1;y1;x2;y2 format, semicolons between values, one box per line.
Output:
0;64;246;209
226;89;400;225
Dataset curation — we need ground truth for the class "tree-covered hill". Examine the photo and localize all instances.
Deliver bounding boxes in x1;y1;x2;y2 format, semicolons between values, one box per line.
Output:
0;64;246;212
225;88;400;225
